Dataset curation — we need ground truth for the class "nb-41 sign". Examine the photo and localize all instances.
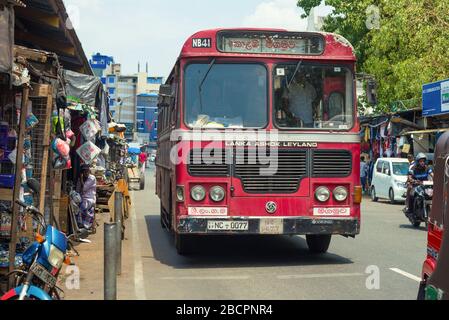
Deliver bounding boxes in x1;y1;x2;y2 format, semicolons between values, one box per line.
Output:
423;78;449;117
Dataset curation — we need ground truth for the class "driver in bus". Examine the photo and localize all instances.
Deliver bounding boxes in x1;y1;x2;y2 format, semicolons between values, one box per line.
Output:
284;73;317;128
278;91;303;127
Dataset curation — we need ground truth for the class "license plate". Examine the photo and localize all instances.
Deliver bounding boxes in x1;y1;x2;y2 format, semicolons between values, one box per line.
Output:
31;263;57;288
189;207;228;217
313;208;351;216
208;221;248;231
260;219;284;234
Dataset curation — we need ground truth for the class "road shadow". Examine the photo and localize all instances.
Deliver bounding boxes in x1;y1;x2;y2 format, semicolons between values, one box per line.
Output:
399;224;427;232
144;215;354;269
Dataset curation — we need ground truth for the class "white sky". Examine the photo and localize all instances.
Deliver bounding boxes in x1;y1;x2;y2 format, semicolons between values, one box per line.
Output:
63;0;332;78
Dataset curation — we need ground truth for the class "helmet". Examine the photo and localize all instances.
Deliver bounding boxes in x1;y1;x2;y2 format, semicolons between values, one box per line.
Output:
416;153;427;163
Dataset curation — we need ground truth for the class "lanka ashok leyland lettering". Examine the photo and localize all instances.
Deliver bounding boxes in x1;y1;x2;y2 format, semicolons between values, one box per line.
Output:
156;28;362;255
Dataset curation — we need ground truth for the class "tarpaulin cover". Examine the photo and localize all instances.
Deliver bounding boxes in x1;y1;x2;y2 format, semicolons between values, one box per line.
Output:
128;147;141;154
64;69;102;107
0;5;14;75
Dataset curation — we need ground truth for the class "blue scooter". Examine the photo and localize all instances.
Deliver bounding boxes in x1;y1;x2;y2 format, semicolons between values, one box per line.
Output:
1;180;85;300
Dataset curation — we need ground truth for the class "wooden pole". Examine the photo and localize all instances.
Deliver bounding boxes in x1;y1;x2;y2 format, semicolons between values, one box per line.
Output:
38;86;53;214
8;86;29;288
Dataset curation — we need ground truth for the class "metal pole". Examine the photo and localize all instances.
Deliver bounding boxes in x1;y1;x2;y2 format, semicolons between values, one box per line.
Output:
8;86;29;289
114;192;123;276
104;223;117;300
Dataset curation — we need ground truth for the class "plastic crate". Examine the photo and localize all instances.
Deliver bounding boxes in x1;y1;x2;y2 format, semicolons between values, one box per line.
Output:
0;161;14;175
0;175;15;189
0;124;8;138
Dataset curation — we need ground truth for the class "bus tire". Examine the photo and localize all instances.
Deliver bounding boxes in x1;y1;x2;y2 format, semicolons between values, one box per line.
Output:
160;201;167;230
175;233;192;255
306;235;332;254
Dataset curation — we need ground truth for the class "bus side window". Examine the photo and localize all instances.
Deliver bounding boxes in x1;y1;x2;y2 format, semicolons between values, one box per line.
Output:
170;82;178;127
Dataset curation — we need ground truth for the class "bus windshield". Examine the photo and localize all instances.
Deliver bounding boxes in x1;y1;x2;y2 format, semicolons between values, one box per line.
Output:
184;63;268;129
274;63;354;130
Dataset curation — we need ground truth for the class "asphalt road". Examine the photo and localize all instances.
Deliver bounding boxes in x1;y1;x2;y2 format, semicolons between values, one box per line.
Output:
129;165;427;300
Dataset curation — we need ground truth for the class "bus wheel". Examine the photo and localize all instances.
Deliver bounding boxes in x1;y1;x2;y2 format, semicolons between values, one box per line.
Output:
160;201;167;230
306;235;332;254
175;233;192;255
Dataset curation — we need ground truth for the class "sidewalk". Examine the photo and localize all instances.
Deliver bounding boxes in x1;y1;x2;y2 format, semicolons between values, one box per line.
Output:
60;197;138;300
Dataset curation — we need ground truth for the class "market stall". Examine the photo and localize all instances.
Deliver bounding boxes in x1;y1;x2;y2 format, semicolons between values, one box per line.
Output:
0;46;64;286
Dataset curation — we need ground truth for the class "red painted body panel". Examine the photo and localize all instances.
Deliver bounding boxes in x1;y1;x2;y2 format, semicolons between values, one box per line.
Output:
180;29;356;62
174;141;360;222
423;223;443;278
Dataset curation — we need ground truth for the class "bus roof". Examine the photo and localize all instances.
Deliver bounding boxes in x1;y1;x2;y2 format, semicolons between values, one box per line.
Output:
179;28;356;62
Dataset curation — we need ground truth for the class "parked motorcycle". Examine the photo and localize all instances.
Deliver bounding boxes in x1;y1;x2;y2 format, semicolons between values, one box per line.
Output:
404;181;433;228
1;180;81;300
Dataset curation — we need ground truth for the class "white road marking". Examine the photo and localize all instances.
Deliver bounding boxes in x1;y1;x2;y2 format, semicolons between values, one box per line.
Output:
389;268;422;283
161;276;251;281
277;273;365;280
130;191;147;300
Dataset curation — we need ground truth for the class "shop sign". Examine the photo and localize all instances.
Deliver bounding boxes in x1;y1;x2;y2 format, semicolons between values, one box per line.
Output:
423;78;449;117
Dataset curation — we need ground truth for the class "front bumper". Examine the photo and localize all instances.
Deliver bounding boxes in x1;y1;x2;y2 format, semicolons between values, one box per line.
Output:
394;186;408;202
178;217;360;236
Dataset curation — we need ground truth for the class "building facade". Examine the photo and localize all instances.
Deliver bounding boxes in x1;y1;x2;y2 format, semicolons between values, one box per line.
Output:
90;53;163;141
90;53;114;78
136;93;158;145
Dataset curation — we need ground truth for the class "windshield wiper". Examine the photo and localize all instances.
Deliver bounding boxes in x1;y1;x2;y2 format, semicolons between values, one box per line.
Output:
287;60;303;89
198;58;216;113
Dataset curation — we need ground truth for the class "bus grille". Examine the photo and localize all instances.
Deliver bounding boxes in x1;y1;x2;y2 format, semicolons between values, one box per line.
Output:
188;149;230;177
312;150;352;177
235;150;308;193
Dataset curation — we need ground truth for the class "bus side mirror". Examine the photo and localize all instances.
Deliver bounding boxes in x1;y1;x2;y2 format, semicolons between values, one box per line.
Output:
366;80;378;106
159;84;172;98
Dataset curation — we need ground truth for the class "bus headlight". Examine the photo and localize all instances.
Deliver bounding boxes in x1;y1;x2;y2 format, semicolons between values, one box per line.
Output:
315;187;331;202
176;186;185;202
191;185;206;202
333;187;348;202
210;186;225;202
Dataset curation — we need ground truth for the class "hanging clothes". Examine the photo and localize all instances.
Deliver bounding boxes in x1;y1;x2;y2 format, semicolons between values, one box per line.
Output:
380;124;387;138
365;127;370;143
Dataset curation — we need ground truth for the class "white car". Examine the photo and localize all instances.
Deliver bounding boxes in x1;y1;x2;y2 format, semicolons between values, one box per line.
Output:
371;158;410;204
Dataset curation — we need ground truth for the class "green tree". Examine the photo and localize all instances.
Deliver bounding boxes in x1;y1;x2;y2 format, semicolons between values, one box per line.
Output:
297;0;449;112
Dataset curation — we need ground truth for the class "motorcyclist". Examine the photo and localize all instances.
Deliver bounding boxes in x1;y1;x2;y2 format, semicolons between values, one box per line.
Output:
405;153;434;214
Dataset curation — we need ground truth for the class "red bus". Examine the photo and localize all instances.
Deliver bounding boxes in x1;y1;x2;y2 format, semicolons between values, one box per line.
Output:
156;28;362;255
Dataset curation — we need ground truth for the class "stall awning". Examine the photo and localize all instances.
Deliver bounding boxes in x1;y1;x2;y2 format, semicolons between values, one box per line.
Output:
405;128;449;135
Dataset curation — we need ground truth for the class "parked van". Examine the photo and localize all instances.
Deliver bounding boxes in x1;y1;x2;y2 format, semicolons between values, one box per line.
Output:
371;158;410;204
